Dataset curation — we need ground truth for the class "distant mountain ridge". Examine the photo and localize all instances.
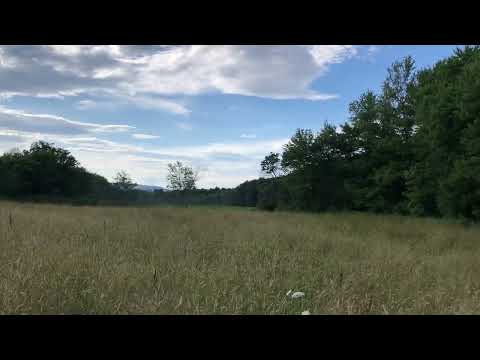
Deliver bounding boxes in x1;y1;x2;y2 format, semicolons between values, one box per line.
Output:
134;184;165;192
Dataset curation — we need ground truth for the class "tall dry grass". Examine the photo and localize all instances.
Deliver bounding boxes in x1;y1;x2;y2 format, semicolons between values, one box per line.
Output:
1;201;480;314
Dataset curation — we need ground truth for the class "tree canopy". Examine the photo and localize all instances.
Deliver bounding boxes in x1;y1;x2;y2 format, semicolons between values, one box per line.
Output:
166;161;198;192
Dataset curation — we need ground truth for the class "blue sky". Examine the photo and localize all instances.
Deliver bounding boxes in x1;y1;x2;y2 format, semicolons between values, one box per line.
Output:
0;45;459;188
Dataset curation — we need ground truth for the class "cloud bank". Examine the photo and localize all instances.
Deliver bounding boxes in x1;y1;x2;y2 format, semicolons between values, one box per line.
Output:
0;45;359;114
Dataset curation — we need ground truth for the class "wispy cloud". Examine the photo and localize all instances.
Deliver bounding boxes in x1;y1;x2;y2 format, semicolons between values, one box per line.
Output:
368;46;380;56
240;134;257;139
74;94;190;115
132;133;160;140
358;45;381;62
75;99;99;110
0;106;134;135
120;94;190;115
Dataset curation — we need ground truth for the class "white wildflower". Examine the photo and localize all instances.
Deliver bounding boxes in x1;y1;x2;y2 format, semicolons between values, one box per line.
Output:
301;310;311;315
291;291;305;299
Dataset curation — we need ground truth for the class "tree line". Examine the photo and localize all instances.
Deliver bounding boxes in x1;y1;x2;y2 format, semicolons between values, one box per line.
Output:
0;139;270;208
0;142;156;205
0;142;109;202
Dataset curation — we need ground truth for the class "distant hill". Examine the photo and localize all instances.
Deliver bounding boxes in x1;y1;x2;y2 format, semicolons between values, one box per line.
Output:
134;184;165;192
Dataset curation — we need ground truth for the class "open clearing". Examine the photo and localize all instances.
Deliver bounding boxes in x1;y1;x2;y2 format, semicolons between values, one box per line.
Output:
1;201;480;314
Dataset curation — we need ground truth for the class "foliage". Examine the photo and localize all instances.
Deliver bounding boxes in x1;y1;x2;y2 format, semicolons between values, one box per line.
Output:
255;46;480;220
0;141;106;199
166;161;198;192
113;171;137;191
261;152;282;178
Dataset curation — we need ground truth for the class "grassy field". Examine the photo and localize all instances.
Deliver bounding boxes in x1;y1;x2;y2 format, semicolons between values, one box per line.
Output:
1;201;480;314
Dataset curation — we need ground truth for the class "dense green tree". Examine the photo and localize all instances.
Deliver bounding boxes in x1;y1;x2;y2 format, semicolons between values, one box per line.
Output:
0;141;113;202
261;152;282;178
406;46;480;219
256;47;480;220
0;149;26;196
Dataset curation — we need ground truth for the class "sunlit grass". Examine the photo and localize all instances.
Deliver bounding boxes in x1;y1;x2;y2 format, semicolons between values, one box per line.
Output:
1;201;479;314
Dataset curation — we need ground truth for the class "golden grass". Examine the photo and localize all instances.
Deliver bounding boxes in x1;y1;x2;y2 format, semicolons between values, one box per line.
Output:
1;201;480;314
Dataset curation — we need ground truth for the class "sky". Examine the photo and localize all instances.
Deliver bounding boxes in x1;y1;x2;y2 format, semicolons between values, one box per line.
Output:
0;45;460;188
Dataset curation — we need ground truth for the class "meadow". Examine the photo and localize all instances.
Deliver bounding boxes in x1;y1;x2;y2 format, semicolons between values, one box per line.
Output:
1;200;480;314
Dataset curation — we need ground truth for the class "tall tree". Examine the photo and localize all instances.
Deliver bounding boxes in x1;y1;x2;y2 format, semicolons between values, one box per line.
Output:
261;152;282;179
406;46;480;218
113;171;137;191
166;161;199;206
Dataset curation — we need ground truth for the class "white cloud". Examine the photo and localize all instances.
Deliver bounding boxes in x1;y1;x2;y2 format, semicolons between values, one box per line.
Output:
0;128;37;147
0;48;16;69
355;45;381;63
132;133;160;140
59;137;143;153
367;45;379;56
74;92;190;115
48;45;85;57
0;106;134;135
240;134;257;139
119;94;190;115
144;138;288;162
92;67;126;79
124;45;354;100
75;99;98;110
308;45;358;66
0;45;360;108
